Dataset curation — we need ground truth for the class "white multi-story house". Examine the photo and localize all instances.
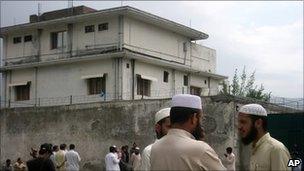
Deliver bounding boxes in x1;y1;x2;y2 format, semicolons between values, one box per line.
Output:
0;5;227;107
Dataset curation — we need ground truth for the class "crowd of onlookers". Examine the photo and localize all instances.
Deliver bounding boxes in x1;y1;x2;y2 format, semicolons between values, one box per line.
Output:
2;143;81;171
105;142;142;171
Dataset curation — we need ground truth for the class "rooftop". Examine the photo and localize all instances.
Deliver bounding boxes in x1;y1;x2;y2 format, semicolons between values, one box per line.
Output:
0;5;208;40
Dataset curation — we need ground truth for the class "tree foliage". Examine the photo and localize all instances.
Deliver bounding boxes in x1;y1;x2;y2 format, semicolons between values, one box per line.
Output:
220;66;271;101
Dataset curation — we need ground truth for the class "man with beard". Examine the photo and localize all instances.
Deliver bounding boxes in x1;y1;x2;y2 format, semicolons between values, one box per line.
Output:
238;103;290;170
150;94;225;170
137;107;171;171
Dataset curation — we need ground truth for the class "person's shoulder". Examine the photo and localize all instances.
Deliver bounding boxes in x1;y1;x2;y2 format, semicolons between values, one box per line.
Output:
268;136;288;150
142;144;152;153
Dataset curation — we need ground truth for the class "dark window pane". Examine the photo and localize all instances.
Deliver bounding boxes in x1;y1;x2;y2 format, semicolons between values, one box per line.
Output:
85;25;95;33
164;71;169;83
24;35;32;42
13;37;22;44
16;84;30;101
51;32;58;49
190;86;201;96
88;77;105;95
98;23;108;31
137;76;151;96
184;75;188;86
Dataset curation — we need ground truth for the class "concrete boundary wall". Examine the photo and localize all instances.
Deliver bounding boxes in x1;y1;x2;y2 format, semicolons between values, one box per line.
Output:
1;96;293;170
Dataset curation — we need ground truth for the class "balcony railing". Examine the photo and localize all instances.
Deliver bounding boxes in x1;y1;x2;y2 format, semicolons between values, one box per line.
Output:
2;43;120;67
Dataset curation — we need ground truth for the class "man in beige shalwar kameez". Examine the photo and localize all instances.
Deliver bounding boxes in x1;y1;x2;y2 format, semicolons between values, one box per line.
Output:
150;94;226;170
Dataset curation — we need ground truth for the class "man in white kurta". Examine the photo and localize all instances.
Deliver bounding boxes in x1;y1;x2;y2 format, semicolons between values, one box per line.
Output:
137;108;171;171
105;146;120;171
65;144;81;171
150;94;225;170
238;104;291;171
224;147;235;171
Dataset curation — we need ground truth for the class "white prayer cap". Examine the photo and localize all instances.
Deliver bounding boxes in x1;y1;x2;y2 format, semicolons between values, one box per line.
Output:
171;94;202;110
135;147;140;150
155;108;170;124
239;104;267;116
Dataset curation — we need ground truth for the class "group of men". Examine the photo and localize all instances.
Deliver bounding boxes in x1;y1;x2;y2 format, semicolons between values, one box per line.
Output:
105;143;142;171
136;94;291;170
26;143;81;171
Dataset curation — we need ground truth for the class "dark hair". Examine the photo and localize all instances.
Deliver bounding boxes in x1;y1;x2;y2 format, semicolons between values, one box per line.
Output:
226;147;232;153
6;159;11;164
52;145;58;152
40;143;52;154
250;115;268;131
170;107;201;124
60;144;65;150
109;146;116;153
69;144;75;150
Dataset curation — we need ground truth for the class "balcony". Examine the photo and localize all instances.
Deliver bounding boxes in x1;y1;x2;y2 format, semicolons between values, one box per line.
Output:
2;43;120;67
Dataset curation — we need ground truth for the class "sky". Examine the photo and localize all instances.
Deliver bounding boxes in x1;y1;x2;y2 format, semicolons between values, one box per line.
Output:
0;1;303;98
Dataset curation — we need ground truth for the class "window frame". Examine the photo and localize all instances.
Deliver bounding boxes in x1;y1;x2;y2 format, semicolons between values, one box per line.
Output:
163;71;169;83
87;77;106;95
98;23;109;31
85;25;95;33
15;84;30;101
190;86;202;96
183;75;188;86
50;31;67;49
13;37;22;44
24;35;32;42
137;76;151;97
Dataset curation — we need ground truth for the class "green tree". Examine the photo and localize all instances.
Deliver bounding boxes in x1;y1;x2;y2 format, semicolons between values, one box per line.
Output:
220;67;271;101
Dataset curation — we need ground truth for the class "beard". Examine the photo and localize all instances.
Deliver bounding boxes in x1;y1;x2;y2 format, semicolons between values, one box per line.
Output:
156;129;164;139
192;122;203;140
241;125;258;145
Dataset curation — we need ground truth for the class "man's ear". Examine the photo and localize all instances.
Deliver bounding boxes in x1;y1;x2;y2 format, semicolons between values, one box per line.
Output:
190;113;198;125
254;118;263;129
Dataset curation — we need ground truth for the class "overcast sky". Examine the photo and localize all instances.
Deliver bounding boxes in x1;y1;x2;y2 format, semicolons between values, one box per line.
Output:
1;1;303;98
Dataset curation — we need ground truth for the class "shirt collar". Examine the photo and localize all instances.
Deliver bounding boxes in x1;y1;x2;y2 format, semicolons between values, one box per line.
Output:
252;132;270;153
167;128;195;139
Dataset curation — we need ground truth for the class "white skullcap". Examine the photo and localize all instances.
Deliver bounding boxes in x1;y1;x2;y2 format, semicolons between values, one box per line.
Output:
171;94;202;110
239;104;267;116
135;147;140;150
155;108;170;124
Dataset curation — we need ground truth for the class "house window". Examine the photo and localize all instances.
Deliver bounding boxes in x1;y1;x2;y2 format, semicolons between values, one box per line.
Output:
190;86;202;96
15;85;30;101
183;75;188;86
24;35;32;42
87;77;106;95
98;23;108;31
163;71;169;83
137;76;151;96
204;80;207;84
51;31;67;49
13;37;22;44
126;63;130;68
85;25;95;33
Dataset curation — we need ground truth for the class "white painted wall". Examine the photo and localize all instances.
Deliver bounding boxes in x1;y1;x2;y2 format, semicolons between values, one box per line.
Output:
123;17;191;66
134;61;173;99
190;43;216;73
73;16;119;51
37;59;114;97
6;29;37;59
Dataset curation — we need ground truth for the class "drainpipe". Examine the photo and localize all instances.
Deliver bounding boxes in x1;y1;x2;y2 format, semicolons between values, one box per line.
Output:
67;23;73;57
208;77;211;96
34;67;38;106
131;59;135;100
37;29;42;62
118;15;124;51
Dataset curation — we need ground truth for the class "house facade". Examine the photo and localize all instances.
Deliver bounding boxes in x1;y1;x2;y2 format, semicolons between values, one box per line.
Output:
0;6;227;107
